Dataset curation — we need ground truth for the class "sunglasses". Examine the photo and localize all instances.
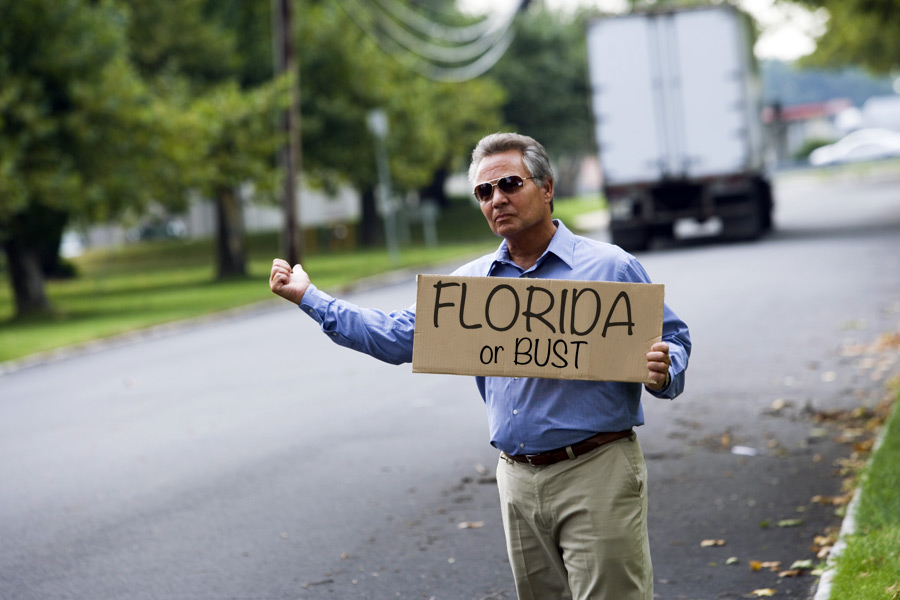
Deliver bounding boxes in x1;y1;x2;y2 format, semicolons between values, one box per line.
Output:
473;175;534;203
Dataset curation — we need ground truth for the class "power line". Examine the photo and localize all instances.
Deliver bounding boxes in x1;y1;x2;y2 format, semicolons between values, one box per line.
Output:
336;0;527;82
371;0;500;43
347;0;515;63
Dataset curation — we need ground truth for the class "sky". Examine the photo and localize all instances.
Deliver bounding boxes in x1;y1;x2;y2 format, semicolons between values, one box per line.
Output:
457;0;828;62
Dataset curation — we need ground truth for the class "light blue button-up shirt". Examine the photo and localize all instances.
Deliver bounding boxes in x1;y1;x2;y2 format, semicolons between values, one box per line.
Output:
300;220;691;455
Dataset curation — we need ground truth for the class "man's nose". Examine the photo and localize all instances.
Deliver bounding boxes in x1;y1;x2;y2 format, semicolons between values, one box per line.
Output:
489;186;509;205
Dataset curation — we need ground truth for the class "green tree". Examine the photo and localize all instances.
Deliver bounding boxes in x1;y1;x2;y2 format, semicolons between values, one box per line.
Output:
297;0;504;245
788;0;900;74
187;80;289;278
0;0;186;317
119;0;288;279
490;6;595;197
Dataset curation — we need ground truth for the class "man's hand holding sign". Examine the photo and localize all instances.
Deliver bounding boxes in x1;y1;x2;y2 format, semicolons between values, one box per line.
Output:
646;341;672;391
268;133;690;600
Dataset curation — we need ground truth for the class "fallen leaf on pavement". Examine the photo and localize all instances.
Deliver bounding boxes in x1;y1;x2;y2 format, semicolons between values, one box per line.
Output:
778;519;804;527
457;521;484;529
750;560;782;572
779;569;802;578
751;589;776;597
701;539;726;547
790;559;814;570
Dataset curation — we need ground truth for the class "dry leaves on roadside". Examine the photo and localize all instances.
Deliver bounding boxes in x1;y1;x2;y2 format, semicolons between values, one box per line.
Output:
457;521;484;529
777;518;804;528
700;539;726;547
750;589;776;597
749;560;781;572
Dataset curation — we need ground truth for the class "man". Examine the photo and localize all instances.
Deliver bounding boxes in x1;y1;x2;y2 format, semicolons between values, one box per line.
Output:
270;133;690;600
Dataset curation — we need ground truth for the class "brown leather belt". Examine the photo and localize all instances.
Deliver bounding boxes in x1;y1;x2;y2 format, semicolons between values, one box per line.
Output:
505;430;633;467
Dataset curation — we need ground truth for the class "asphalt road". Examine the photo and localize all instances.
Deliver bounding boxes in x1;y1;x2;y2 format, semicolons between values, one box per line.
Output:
1;167;899;600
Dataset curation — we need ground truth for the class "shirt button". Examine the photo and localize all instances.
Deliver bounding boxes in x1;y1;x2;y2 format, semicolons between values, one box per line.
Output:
514;377;519;381
520;443;525;448
513;409;518;415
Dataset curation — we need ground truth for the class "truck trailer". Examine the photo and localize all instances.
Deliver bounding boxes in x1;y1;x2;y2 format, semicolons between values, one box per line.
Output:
586;4;773;251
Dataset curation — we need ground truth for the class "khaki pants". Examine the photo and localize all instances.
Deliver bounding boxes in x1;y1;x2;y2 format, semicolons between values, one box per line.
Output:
496;435;652;600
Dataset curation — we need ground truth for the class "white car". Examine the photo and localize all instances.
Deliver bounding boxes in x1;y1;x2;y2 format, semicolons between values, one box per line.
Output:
809;128;900;166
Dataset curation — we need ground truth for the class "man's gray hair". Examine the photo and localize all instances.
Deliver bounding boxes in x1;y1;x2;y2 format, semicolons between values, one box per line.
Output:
468;132;554;186
468;133;555;212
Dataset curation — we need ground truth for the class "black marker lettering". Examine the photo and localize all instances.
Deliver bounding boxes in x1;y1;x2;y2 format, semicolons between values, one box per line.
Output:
558;289;567;334
571;341;588;369
602;291;635;337
514;337;532;365
485;285;519;332
457;283;481;330
523;286;556;333
432;281;459;328
533;338;551;367
551;339;569;368
571;288;602;336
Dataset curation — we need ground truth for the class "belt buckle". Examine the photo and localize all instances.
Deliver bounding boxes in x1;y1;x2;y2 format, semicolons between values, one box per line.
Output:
525;454;540;466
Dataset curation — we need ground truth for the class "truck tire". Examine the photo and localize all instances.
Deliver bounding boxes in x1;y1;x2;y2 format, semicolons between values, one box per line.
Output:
611;224;649;252
756;177;774;232
722;201;762;242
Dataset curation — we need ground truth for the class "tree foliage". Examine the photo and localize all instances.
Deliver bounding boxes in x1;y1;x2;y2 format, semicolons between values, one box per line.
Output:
490;6;595;195
297;0;504;243
118;0;289;278
298;0;504;191
0;0;511;315
0;0;169;224
0;0;189;315
787;0;900;74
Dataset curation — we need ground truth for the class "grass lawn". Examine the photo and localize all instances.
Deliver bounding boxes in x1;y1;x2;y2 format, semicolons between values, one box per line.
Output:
827;383;900;599
0;195;605;363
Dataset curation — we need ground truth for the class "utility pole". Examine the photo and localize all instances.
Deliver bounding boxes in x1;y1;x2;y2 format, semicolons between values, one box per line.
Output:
367;109;400;264
273;0;302;264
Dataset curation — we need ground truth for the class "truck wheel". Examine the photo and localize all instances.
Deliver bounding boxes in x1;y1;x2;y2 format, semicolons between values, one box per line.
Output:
722;203;761;241
611;225;649;252
757;178;774;232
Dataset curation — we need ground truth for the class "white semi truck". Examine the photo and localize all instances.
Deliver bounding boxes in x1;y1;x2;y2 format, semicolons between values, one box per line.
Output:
586;4;773;251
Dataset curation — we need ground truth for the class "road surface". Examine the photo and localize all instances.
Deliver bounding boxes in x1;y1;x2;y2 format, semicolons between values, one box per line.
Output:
1;167;899;600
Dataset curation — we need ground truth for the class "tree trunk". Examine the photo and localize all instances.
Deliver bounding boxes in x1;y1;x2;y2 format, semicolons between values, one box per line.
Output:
359;185;382;248
35;207;73;278
3;235;52;318
214;187;247;279
420;167;449;208
553;155;581;199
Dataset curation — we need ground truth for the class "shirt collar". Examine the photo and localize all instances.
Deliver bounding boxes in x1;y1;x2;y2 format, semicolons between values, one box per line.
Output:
489;219;576;274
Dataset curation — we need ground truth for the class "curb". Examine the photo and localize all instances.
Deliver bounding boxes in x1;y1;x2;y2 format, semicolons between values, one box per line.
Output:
810;403;893;600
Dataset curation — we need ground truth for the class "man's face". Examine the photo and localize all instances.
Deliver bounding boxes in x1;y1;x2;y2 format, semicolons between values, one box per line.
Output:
474;150;553;240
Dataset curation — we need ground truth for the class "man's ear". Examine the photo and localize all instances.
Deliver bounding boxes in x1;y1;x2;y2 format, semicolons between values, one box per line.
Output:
542;178;554;204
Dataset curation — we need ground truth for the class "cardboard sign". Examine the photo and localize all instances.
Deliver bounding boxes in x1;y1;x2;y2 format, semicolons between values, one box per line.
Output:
412;274;664;383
